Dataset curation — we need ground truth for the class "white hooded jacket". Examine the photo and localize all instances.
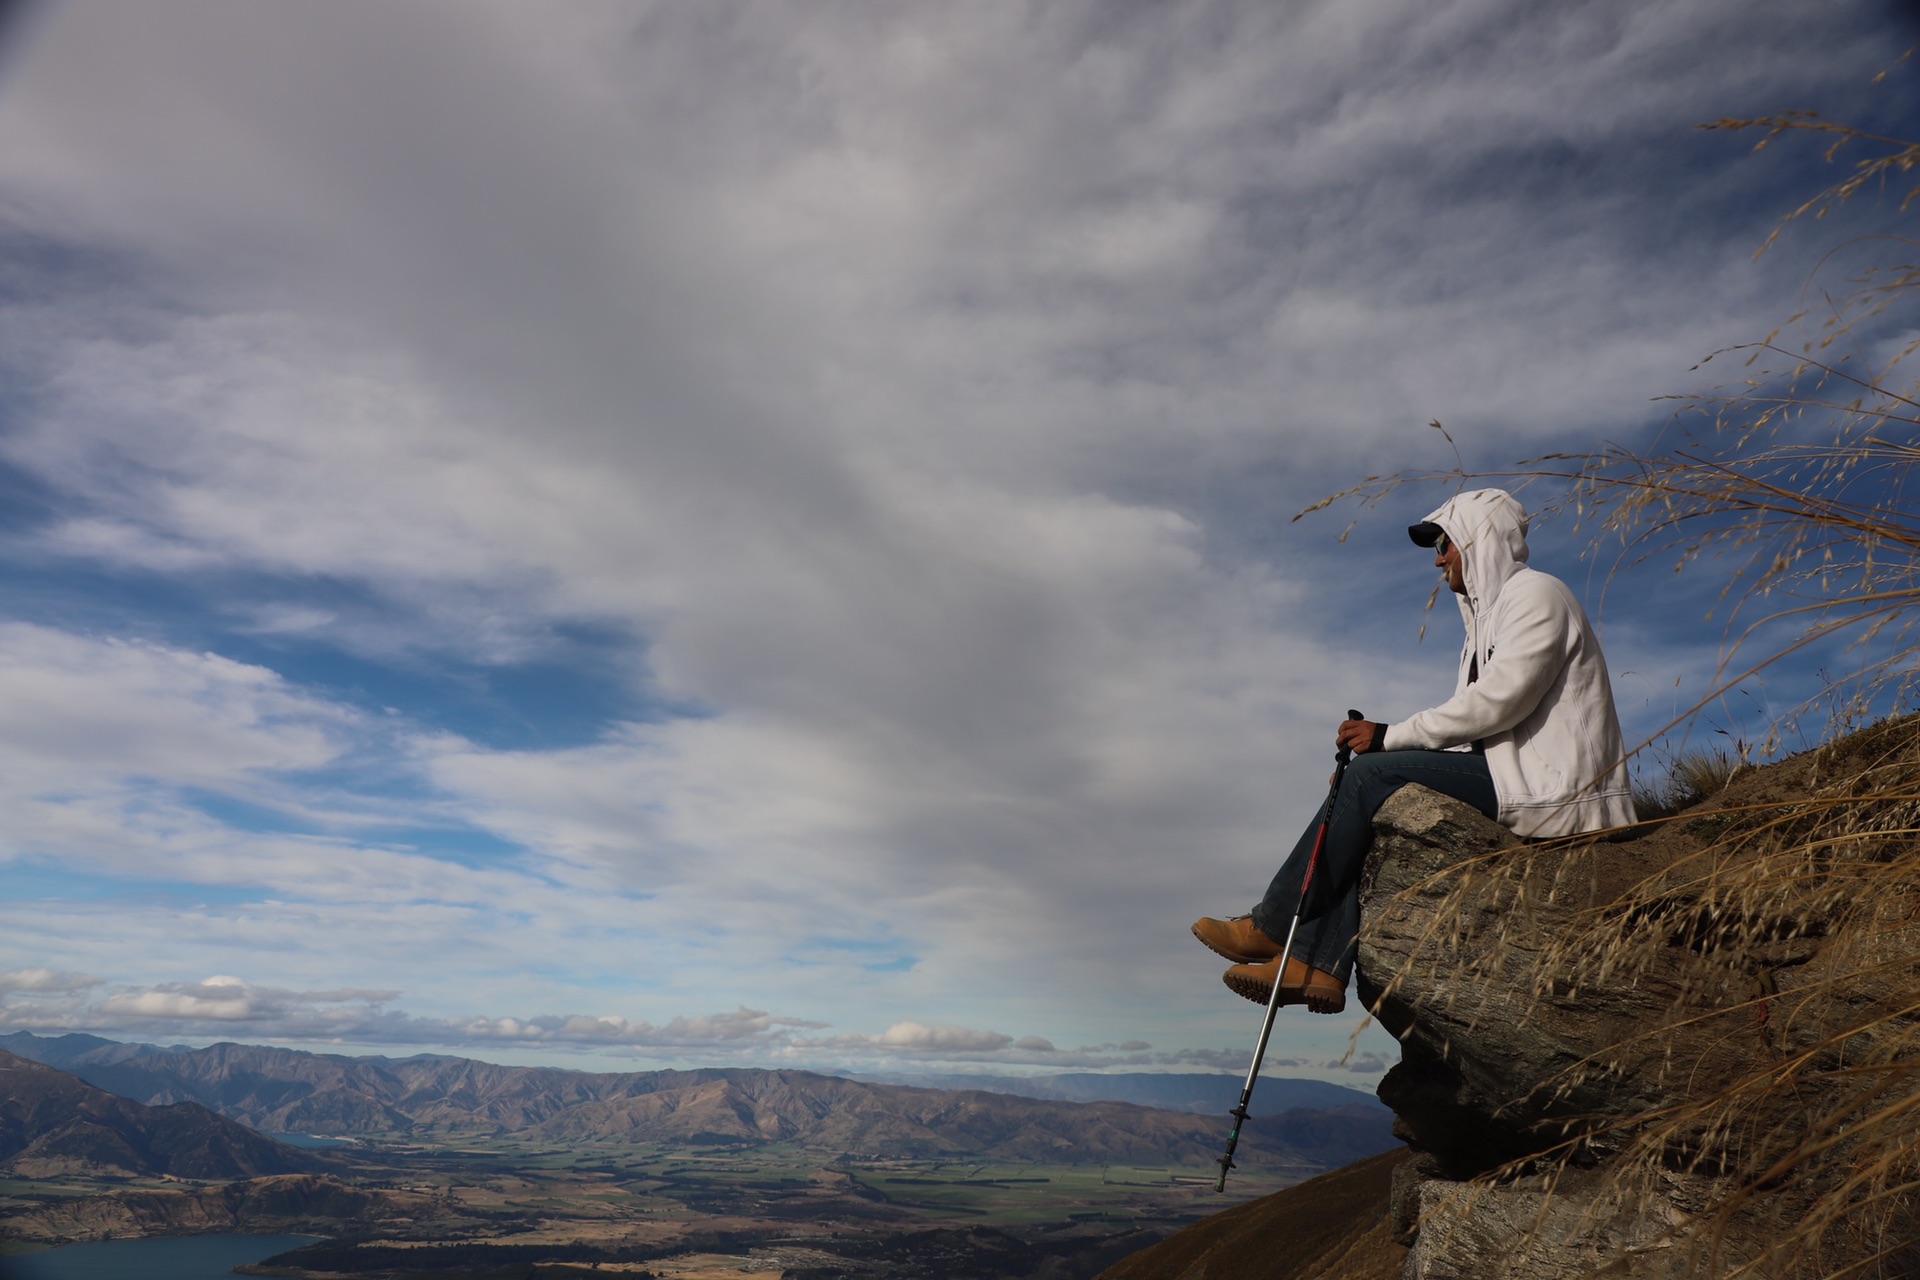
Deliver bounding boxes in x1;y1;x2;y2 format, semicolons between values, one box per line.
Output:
1380;489;1636;838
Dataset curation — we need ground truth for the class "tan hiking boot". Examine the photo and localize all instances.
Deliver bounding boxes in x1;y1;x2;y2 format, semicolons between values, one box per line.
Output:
1191;914;1283;965
1222;956;1347;1014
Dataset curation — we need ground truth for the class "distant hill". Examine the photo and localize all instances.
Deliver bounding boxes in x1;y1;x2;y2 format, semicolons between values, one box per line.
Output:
0;1048;324;1180
855;1070;1380;1116
0;1033;1396;1170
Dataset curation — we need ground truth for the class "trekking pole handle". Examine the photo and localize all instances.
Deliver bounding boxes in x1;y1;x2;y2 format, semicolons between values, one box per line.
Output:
1337;709;1363;767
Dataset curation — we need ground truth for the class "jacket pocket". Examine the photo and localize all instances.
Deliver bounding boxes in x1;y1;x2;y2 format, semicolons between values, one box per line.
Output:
1518;737;1567;800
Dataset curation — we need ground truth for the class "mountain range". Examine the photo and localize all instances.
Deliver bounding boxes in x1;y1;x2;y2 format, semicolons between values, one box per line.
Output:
0;1032;1393;1168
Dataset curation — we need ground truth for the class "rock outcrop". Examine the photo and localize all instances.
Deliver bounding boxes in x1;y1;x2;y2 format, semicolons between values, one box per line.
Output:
1356;726;1920;1279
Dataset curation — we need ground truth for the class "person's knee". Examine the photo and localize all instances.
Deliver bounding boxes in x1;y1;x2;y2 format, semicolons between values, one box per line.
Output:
1344;751;1390;782
1342;751;1402;797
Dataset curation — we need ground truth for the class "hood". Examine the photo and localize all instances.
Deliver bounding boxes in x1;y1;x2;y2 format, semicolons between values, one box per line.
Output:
1423;488;1529;617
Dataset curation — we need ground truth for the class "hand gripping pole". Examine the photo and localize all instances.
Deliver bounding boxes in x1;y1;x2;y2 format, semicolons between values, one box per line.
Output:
1215;709;1362;1193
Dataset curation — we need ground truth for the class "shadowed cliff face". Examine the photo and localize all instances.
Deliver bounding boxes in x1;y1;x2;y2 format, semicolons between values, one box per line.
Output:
1356;747;1920;1280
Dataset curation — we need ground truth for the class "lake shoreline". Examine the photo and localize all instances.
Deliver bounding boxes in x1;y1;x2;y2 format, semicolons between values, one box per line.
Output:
2;1232;324;1280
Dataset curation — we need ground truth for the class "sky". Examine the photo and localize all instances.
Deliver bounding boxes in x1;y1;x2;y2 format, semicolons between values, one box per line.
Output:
2;0;1919;1089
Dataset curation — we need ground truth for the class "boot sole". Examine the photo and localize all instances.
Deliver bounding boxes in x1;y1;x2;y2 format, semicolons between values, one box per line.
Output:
1223;969;1347;1014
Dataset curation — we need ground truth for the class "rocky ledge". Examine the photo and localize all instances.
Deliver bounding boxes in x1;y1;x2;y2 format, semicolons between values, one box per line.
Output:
1357;726;1920;1279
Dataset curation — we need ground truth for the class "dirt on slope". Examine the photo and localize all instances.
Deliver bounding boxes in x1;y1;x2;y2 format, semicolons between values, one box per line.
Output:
1094;1149;1407;1280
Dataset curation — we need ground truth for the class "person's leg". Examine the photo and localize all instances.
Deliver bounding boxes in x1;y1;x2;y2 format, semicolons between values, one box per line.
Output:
1285;894;1358;983
1249;750;1496;984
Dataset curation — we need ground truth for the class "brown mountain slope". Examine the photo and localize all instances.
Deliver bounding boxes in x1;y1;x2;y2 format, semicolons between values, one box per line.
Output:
0;1049;320;1180
524;1072;1335;1164
1094;1149;1407;1280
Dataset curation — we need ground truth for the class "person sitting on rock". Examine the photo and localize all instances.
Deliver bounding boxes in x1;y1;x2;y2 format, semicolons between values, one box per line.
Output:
1193;487;1636;1012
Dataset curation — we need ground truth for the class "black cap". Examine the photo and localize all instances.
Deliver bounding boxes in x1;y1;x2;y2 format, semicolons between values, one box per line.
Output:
1408;521;1445;548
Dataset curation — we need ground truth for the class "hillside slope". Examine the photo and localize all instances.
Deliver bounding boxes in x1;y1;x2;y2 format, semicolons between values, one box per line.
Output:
0;1048;322;1181
1095;1149;1406;1280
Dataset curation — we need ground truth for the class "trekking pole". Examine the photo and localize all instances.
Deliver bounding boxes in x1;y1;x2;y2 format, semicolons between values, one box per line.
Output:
1215;708;1362;1193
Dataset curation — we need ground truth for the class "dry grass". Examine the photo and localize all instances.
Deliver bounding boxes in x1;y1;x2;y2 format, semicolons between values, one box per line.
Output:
1304;109;1920;1277
1634;747;1746;821
1537;727;1919;1278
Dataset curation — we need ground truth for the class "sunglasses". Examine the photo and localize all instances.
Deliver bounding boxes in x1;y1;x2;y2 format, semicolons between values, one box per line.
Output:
1433;530;1451;556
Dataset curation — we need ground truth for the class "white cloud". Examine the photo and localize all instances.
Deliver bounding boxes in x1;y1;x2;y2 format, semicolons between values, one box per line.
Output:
11;976;816;1051
0;622;350;790
100;982;257;1022
876;1022;1016;1053
451;1008;831;1048
0;968;101;995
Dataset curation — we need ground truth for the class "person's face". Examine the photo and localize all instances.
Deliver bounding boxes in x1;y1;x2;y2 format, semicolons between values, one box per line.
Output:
1434;533;1466;595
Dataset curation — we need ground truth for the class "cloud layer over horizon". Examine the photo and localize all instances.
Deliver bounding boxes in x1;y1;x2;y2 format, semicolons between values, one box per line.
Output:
3;0;1918;1082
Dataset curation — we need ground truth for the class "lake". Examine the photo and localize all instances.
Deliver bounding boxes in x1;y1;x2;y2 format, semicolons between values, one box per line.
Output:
262;1132;358;1149
0;1234;319;1280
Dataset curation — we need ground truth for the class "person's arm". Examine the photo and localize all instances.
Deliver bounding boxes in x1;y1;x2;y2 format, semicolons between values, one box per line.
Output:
1382;577;1574;751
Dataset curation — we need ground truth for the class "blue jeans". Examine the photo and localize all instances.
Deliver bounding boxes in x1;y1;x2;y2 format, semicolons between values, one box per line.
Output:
1249;750;1497;984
